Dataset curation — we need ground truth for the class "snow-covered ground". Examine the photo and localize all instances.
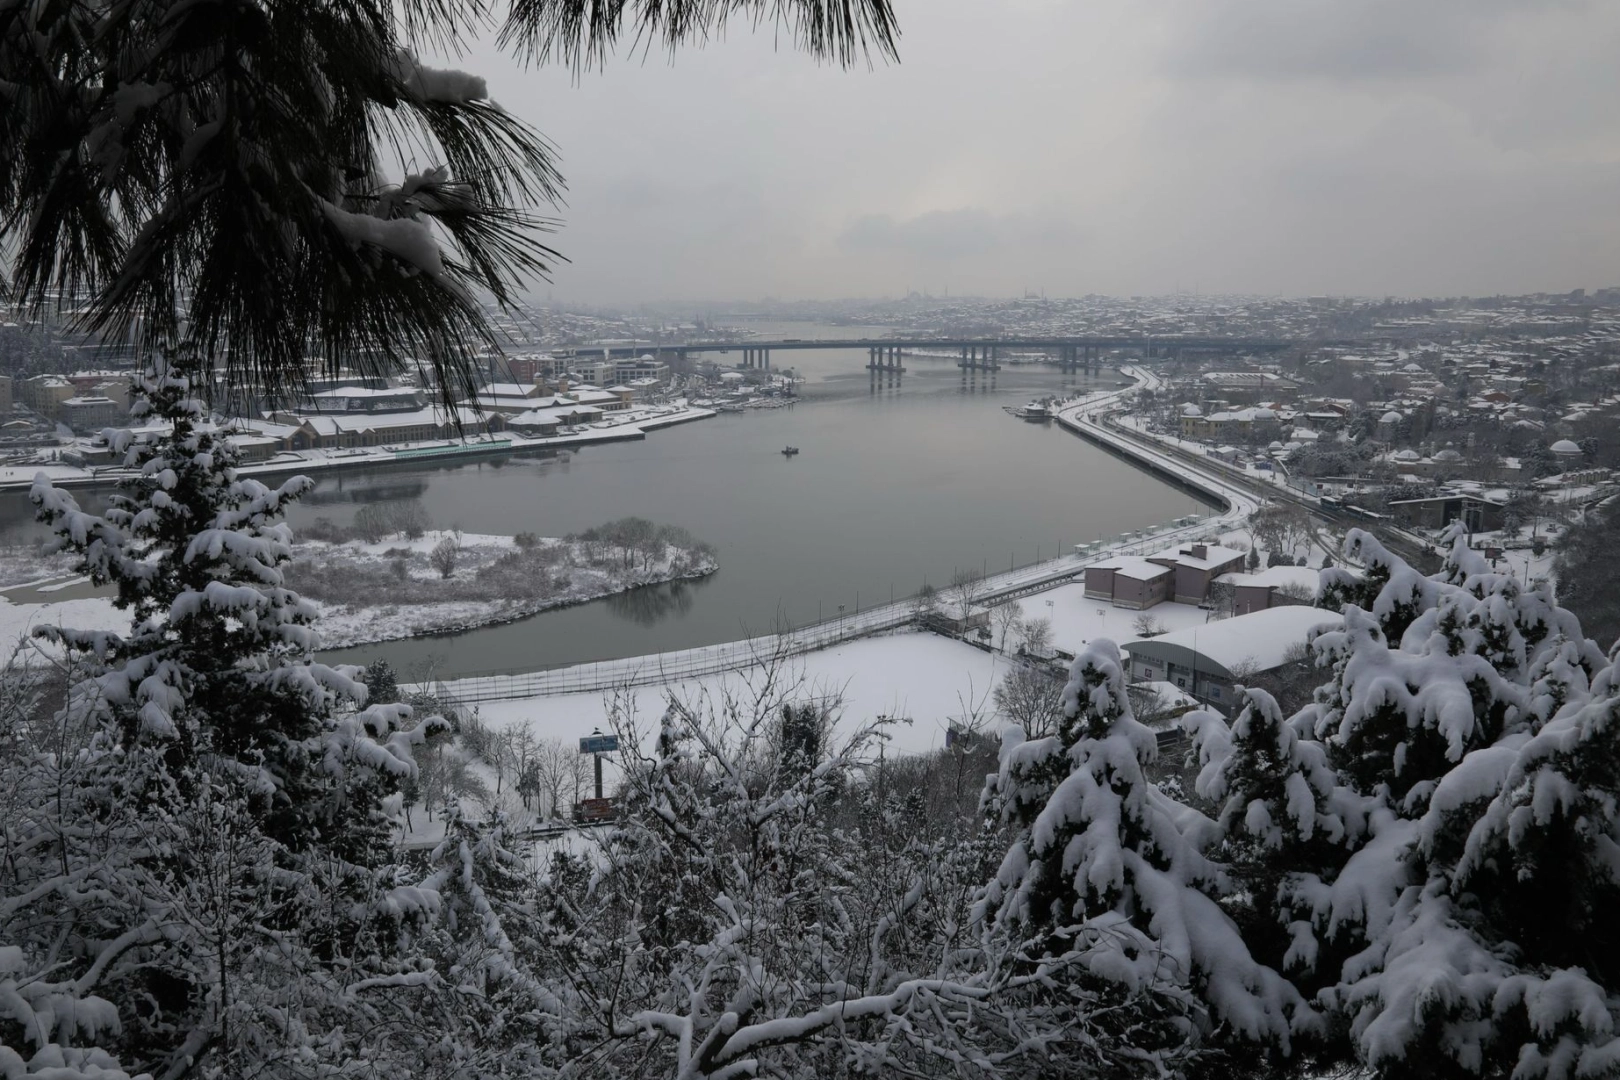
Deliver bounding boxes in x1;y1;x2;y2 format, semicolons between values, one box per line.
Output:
474;632;1008;759
1;527;718;657
294;529;717;647
0;592;122;660
1004;584;1215;656
0;542;75;590
390;631;1012;850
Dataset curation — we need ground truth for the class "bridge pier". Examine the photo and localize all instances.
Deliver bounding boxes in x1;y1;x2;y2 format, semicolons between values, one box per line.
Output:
957;345;1001;375
867;346;905;393
866;346;905;375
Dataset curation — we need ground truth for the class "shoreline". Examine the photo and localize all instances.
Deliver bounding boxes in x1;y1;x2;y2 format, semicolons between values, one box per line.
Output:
0;404;718;494
8;369;1265;685
413;368;1267;700
313;561;718;650
2;530;722;658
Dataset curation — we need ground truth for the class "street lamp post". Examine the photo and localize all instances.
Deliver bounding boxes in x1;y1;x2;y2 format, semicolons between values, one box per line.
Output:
838;604;846;639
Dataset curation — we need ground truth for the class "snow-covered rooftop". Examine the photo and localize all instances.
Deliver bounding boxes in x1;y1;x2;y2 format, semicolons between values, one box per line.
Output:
1150;543;1247;571
1122;605;1342;678
310;386;417;399
1217;566;1321;592
1091;555;1173;582
296;405;486;434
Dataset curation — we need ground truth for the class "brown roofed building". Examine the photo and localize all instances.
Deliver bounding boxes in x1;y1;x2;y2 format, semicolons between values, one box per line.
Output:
1145;543;1248;605
1084;557;1174;610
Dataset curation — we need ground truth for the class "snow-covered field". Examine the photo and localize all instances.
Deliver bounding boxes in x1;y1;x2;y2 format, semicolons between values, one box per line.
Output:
392;631;1012;850
475;631;1009;758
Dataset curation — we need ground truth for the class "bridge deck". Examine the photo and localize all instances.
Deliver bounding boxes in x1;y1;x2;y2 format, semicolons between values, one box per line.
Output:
554;335;1367;357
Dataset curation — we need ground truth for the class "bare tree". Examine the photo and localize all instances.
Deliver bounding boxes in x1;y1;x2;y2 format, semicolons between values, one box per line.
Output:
1022;616;1054;656
1126;681;1175;726
1237;641;1319;714
392;501;431;540
992;603;1023;652
488;727;518;797
531;736;582;820
946;568;984;627
416;736;489;821
993;664;1064;738
430;535;460;579
1248;504;1312;561
1132;613;1165;638
1275;581;1317;604
352;503;391;544
507;725;537;808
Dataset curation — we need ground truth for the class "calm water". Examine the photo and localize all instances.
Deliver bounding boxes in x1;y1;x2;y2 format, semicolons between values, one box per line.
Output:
1;322;1215;677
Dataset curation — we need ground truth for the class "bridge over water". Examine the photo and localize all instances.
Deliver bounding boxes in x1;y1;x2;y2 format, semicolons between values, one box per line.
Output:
554;334;1348;375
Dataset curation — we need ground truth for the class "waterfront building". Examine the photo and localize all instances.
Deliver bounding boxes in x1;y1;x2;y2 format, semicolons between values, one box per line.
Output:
1084;557;1173;610
306;386;428;413
473;382;551;414
286;406;505;449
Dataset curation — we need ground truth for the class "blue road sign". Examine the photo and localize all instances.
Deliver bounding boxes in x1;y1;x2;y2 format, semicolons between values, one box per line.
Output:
579;734;619;755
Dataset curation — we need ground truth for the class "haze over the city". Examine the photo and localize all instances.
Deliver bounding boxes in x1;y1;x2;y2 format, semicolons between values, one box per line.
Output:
451;0;1620;305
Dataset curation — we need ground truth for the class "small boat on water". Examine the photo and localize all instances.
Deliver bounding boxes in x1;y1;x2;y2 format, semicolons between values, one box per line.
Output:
1010;400;1052;421
781;446;800;457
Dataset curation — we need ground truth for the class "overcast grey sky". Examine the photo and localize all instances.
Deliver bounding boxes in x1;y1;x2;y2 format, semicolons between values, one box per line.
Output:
458;0;1620;305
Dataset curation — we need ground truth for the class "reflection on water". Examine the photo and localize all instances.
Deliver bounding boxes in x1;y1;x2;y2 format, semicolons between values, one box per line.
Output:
300;478;430;507
603;577;707;627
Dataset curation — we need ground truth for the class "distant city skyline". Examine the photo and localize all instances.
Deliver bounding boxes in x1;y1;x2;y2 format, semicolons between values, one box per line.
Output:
527;287;1614;317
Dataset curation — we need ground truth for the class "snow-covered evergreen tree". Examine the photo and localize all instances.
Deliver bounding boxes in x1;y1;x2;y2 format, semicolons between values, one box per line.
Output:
30;366;420;854
1321;531;1620;1079
2;368;463;1077
979;641;1315;1069
983;521;1620;1078
1231;527;1618;1077
1186;685;1364;993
